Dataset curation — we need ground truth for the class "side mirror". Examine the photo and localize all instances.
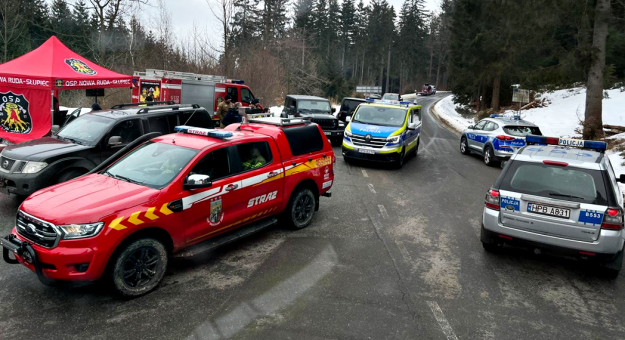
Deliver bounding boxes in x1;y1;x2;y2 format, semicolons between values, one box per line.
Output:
407;122;418;130
346;115;351;122
51;125;60;134
618;174;625;183
108;136;122;146
467;125;474;130
183;174;212;190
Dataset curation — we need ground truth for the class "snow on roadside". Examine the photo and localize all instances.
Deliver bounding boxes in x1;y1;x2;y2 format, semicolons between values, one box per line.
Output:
433;95;474;131
504;87;625;138
269;106;283;117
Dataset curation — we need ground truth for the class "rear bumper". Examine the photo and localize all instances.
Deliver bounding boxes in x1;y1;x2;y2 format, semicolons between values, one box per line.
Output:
483;208;625;255
1;229;108;282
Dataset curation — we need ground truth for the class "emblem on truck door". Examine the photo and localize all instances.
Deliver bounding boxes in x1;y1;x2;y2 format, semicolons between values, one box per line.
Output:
208;196;223;226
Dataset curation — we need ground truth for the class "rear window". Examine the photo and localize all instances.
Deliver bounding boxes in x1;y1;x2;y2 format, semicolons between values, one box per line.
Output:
283;125;324;156
503;126;542;137
340;100;364;113
500;161;608;205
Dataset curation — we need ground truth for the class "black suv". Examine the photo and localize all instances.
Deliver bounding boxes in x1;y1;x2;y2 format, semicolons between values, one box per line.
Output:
281;95;344;145
336;97;366;122
0;103;214;197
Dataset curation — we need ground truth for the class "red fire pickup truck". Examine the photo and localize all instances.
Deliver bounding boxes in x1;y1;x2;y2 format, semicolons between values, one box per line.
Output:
1;117;335;297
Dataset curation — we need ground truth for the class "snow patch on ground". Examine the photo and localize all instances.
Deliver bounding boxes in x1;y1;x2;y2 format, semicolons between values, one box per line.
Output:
433;95;475;131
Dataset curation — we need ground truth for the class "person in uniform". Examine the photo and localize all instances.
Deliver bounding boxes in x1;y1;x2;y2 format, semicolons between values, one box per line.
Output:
216;95;234;128
242;146;267;170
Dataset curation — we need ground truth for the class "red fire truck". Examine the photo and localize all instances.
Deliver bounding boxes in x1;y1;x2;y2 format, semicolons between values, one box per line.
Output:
132;69;262;123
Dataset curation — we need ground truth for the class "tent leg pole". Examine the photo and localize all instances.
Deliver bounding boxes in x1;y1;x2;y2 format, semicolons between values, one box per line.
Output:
50;90;54;127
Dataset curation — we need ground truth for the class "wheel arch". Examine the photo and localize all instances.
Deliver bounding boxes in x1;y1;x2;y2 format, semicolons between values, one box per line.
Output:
104;226;175;276
291;178;320;211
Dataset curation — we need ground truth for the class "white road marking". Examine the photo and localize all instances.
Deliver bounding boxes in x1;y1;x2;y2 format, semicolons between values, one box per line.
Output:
427;301;459;340
378;205;389;219
362;169;369;177
368;183;376;194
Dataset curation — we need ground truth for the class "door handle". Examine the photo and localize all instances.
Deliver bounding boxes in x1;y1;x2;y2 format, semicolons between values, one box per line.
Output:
225;183;238;191
267;171;279;178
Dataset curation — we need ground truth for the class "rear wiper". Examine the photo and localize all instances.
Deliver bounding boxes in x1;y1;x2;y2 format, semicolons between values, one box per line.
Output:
548;193;584;200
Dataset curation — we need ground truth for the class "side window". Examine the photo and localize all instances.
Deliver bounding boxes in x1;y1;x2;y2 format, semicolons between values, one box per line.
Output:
410;108;421;123
473;120;487;130
189;148;231;181
235;141;273;172
604;160;622;200
182;110;213;128
227;87;239;102
483;122;496;131
241;88;254;104
283;125;324;155
148;116;171;135
166;113;179;131
109;119;142;144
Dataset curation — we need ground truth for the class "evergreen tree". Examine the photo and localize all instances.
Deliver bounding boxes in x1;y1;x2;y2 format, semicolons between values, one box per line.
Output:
339;0;356;70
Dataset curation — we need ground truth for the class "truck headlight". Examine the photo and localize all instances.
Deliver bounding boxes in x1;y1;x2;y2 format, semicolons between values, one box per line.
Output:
386;135;401;143
59;222;104;239
20;161;48;174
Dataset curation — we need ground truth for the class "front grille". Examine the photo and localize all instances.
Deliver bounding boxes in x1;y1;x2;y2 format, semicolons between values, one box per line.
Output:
16;210;60;248
0;156;15;171
351;134;388;149
311;118;338;130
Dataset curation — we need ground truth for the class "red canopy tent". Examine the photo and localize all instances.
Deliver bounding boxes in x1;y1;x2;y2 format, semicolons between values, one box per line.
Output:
0;36;132;143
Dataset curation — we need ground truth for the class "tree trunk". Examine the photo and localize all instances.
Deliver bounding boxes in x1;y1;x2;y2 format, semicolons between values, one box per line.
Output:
428;47;434;83
379;54;384;89
385;48;391;93
435;56;442;89
491;73;501;111
583;0;610;140
361;51;365;83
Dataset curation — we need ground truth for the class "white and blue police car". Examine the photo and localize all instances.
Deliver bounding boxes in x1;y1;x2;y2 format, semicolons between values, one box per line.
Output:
460;114;542;166
482;135;624;277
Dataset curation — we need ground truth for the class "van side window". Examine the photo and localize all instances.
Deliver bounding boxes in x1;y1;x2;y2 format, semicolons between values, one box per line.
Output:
227;87;239;102
241;88;254;104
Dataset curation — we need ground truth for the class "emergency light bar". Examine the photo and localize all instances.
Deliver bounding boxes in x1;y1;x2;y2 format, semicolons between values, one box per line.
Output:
526;135;607;151
174;126;233;139
490;114;522;120
365;98;375;102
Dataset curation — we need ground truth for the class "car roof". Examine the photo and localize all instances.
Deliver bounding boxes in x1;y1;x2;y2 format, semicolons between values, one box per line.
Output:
342;97;366;102
484;117;538;127
90;106;202;119
287;95;328;101
360;103;409;111
152;130;266;150
514;145;604;170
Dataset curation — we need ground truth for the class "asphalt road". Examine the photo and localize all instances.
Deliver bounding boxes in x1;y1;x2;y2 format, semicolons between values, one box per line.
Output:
1;93;624;340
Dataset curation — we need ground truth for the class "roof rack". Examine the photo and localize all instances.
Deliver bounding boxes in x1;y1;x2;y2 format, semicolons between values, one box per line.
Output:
247;117;312;126
137;104;200;114
134;69;227;83
111;101;175;109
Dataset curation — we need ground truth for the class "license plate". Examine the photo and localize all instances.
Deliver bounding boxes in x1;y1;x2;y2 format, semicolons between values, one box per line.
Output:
527;202;570;218
324;132;332;136
358;149;375;154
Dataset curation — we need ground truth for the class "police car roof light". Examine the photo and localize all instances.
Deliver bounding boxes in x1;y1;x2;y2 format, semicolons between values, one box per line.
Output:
526;135;607;151
400;101;411;106
174;125;233;139
365;98;375;102
490;114;503;118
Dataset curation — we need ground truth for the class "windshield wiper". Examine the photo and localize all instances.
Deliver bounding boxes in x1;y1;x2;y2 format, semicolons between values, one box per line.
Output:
59;136;83;145
105;171;142;185
548;193;585;200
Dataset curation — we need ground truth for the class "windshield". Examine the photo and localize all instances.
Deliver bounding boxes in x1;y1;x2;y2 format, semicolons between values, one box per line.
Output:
382;93;399;101
352;105;407;127
297;100;331;113
57;114;114;145
340;100;365;113
503;126;542;137
500;161;608;205
105;142;198;189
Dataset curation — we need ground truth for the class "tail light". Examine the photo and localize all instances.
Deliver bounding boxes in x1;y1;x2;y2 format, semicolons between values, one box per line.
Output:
485;189;500;210
543;160;568;167
602;208;624;230
496;135;515;141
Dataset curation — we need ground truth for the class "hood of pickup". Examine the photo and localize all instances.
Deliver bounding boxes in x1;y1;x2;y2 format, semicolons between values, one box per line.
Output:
348;122;402;138
21;174;159;225
2;137;92;162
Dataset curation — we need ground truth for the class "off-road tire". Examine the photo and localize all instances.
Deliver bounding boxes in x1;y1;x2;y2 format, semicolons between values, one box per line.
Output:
285;187;316;230
110;238;168;298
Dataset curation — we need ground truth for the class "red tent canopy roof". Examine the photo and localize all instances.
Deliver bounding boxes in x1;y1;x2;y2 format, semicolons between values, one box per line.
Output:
0;36;132;90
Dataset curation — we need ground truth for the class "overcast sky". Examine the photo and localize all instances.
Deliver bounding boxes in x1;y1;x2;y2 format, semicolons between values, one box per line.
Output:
158;0;441;47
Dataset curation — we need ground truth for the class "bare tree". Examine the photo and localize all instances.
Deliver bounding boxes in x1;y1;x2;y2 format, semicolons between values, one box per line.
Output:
205;0;235;75
0;0;24;63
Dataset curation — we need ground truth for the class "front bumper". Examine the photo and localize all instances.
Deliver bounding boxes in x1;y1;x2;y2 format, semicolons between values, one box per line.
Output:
0;169;54;197
342;140;402;163
1;229;108;282
483;207;625;255
321;129;344;138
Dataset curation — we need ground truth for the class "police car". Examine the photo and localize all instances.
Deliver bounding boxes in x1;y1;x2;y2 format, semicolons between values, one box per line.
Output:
1;120;335;296
482;136;624;277
460;114;542;166
342;99;422;168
